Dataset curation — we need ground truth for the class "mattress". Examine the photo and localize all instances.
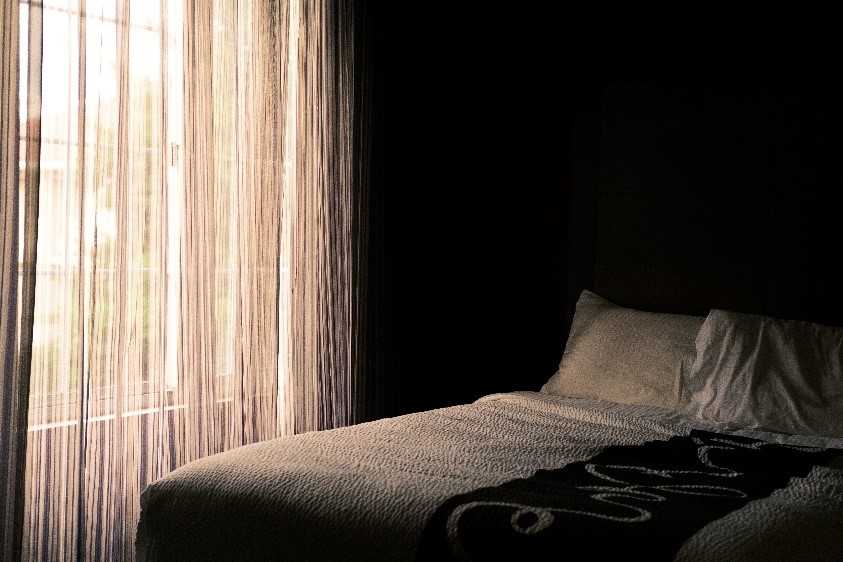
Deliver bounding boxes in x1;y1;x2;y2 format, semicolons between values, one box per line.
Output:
135;391;843;561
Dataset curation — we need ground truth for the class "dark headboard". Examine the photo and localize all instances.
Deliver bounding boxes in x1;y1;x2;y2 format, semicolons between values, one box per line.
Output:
563;78;843;339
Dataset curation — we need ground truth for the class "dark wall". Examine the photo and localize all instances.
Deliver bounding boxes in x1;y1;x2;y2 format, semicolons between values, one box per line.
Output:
383;1;842;416
383;4;576;415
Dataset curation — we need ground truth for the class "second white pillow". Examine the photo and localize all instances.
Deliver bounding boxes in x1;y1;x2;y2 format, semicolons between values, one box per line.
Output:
680;309;843;437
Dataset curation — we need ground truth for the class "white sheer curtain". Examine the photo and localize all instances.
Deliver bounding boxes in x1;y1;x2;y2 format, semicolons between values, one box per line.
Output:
0;0;373;559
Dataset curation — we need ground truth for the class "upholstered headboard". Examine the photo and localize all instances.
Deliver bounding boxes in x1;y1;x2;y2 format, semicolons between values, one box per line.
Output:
563;78;843;340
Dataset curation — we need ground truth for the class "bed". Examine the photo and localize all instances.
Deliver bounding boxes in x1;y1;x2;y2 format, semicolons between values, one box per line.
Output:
135;289;843;561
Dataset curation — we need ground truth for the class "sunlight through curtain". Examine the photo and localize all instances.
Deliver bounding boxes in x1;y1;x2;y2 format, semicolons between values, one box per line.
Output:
1;0;373;559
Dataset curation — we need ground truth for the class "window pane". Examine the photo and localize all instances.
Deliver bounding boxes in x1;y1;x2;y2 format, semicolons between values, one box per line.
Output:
26;1;170;425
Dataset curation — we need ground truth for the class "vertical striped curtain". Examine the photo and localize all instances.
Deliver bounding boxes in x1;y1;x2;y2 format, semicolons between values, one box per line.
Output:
0;0;374;559
2;0;26;559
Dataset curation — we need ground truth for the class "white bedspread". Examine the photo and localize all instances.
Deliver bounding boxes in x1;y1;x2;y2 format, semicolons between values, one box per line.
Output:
135;391;843;561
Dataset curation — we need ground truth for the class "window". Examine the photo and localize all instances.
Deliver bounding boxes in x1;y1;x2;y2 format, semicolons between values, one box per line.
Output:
21;0;179;429
20;0;293;430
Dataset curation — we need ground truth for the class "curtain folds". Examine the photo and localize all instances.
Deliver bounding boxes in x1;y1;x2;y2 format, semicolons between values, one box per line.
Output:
287;0;370;434
0;0;377;559
2;2;25;559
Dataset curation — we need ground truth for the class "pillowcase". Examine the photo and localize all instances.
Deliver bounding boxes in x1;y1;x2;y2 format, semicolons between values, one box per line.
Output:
680;309;843;438
541;290;706;410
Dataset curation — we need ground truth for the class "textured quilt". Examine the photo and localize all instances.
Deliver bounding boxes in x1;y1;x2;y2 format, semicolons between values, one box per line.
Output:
135;392;843;561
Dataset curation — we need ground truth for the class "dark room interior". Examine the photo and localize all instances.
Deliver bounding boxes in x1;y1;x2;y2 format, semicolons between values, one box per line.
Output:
7;2;843;559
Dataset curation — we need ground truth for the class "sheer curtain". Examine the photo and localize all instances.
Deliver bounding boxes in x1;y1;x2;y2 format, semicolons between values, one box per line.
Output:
0;0;375;559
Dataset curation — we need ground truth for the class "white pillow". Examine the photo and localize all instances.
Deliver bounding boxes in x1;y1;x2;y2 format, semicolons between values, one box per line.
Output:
541;290;705;410
680;309;843;437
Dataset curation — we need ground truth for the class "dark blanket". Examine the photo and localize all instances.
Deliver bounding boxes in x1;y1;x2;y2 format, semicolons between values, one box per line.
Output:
417;430;838;561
